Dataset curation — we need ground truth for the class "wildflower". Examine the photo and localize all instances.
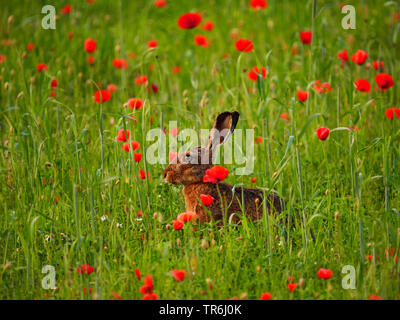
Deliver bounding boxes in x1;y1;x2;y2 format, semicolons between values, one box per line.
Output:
368;294;382;300
313;80;331;93
235;38;254;52
372;61;384;71
337;49;348;64
77;264;94;275
171;269;186;282
128;98;144;109
288;283;297;292
60;4;72;15
134;153;142;162
147;40;158;48
297;90;309;102
248;66;267;82
202;21;214;31
354;79;371;92
194;35;209;48
299;31;312;44
177;12;202;29
27;43;35;51
200;194;214;207
351;50;368;65
135;268;141;280
260;292;272;300
84;38;97;53
376;73;394;91
172;219;183;230
116;129;130;142
317;268;333;280
112;58;128;69
112;292;121;300
177;212;197;223
203;166;229;183
316;127;330;141
154;0;167;8
135;75;148;85
93;90;111;103
37;63;48;72
250;0;268;10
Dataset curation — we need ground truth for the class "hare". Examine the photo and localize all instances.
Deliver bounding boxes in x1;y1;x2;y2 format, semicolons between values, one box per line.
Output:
163;111;284;224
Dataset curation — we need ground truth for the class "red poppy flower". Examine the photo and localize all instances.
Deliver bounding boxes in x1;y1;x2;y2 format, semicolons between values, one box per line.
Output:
351;50;368;65
280;112;290;121
299;31;312;44
177;12;202;29
316;127;330;141
147;40;158;48
368;294;382;300
142;293;158;300
376;73;394;91
203;165;229;183
128;98;144;109
372;61;384;71
248;66;267;81
154;0;166;8
251;177;257;183
134;268;141;280
337;49;348;62
113;58;128;69
297;90;309;102
138;169;147;180
235;38;254;52
147;83;159;94
194;35;209;48
354;79;370;92
83;288;92;295
172;219;183;230
111;292;121;300
313;80;331;93
0;55;6;64
171;269;186;282
107;83;118;93
135;75;148;85
172;66;181;74
60;4;72;15
121;141;140;152
385;108;400;120
139;275;154;294
27;43;35;51
317;268;333;280
93;90;111;103
288;283;297;292
134;153;142;162
200;194;214;207
37;63;48;72
260;292;272;300
51;79;58;88
87;55;95;65
77;264;94;275
202;21;214;31
177;212;197;223
250;0;268;10
116;129;130;142
84;38;97;53
255;136;263;144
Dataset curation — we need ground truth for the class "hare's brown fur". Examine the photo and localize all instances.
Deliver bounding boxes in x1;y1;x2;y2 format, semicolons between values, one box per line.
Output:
183;182;284;224
163;111;284;224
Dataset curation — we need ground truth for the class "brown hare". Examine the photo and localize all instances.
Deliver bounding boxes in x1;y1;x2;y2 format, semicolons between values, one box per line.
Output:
163;111;284;224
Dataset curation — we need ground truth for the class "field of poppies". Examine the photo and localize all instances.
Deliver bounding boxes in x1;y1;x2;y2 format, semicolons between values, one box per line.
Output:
0;0;399;300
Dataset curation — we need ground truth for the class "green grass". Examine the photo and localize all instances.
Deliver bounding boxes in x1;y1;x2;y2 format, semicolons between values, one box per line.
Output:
0;0;399;300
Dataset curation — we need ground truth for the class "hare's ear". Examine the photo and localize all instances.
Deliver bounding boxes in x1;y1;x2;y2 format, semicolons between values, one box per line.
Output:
207;111;239;152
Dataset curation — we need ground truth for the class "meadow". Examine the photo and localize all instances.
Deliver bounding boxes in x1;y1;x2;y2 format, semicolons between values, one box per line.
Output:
0;0;399;300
